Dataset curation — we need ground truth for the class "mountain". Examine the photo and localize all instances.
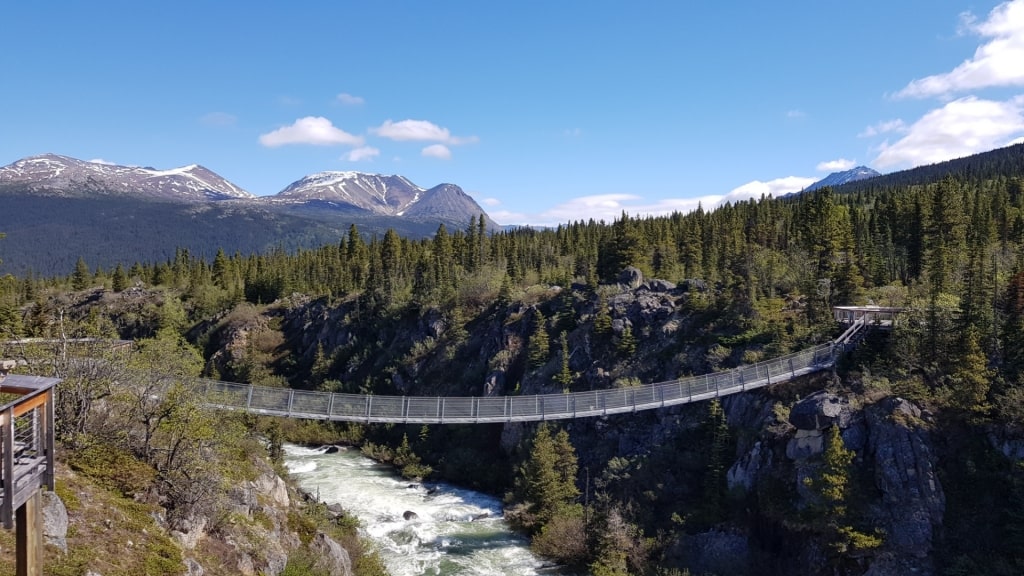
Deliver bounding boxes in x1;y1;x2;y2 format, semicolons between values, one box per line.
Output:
805;165;880;192
0;154;253;201
0;155;496;275
274;171;424;214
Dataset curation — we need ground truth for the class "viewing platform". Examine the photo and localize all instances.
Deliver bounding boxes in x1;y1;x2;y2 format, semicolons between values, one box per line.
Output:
832;305;903;329
0;361;59;576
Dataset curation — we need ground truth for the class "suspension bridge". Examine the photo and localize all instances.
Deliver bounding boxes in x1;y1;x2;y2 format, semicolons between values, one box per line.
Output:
198;306;897;424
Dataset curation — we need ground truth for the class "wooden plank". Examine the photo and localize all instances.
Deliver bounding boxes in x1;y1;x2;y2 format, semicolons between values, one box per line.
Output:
12;392;50;418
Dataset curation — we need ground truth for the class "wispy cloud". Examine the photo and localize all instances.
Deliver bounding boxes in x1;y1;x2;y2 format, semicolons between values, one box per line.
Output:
336;92;365;105
372;119;478;145
88;158;116;165
896;0;1024;98
421;144;452;160
259;116;364;147
200;112;237;126
816;158;856;172
563;128;583;137
859;119;906;138
481;197;502;206
786;109;806;118
346;146;379;162
492;179;814;227
873;95;1024;168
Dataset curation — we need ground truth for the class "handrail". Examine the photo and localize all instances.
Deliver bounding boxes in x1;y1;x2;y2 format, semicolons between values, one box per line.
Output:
200;341;840;424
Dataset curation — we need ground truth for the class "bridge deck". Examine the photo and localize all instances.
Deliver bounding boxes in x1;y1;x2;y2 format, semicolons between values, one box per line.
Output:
201;342;840;424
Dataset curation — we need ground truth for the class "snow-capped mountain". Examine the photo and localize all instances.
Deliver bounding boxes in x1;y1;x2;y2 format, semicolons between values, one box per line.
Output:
275;171;425;215
0;154;253;201
805;166;881;192
273;171;495;226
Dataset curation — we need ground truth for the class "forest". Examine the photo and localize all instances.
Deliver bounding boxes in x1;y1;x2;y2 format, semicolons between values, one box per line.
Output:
3;143;1024;575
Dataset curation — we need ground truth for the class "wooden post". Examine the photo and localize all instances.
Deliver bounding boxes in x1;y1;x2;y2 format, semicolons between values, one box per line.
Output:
16;490;43;576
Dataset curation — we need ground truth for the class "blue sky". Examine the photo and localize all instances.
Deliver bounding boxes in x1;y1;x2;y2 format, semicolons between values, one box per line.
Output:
3;1;1024;226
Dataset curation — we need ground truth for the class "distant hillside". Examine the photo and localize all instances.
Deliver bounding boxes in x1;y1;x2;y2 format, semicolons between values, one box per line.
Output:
0;155;496;276
830;142;1024;194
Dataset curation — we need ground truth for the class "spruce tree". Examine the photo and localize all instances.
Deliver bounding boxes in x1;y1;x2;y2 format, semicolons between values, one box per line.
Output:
72;256;90;290
528;310;550;368
556;331;573;391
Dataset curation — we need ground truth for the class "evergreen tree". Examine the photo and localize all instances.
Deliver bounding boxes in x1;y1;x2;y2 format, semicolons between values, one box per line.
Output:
528;310;550;368
112;263;128;293
510;424;580;532
556;331;573;391
72;256;90;290
701;398;729;524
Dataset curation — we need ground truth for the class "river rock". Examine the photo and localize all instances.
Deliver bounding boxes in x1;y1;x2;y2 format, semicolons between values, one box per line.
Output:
471;513;490;521
403;510;419;520
866;397;944;567
789;390;852;430
310;532;353;576
42;490;69;552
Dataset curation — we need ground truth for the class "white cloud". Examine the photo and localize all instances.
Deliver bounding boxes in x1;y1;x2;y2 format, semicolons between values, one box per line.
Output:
372;119;478;145
336;92;365;105
259;117;364;147
859;119;906;137
421;144;452;160
786;109;806;118
491;176;821;227
200;111;237;126
481;197;501;206
88;158;116;165
873;95;1024;168
346;146;379;162
723;176;818;203
896;0;1024;98
816;158;856;172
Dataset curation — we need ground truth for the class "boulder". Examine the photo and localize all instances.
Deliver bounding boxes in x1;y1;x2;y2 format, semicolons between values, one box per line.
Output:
42;491;69;552
252;471;290;508
647;279;677;292
403;510;419;521
310;532;353;576
618;266;644;289
680;278;707;292
788;391;852;430
786;428;824;460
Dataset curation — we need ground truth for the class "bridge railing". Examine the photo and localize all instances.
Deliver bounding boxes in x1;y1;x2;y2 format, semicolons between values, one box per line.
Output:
198;341;836;424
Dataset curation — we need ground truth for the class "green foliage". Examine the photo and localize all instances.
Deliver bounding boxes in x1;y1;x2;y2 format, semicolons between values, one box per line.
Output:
508;423;580;533
528;310;550;368
556;330;573;391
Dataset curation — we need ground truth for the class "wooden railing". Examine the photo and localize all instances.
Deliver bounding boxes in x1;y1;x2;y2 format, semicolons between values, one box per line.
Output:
0;375;57;528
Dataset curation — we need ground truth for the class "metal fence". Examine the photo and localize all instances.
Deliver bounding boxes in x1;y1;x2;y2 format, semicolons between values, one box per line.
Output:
198;341;838;424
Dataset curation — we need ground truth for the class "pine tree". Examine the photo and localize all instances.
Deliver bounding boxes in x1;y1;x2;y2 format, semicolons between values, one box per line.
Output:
593;293;612;338
701;398;729;524
510;424;580;532
72;256;90;290
556;331;573;391
528;310;550;368
111;263;128;293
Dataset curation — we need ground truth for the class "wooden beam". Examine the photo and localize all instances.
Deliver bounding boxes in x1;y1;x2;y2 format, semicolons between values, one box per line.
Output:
16;489;43;576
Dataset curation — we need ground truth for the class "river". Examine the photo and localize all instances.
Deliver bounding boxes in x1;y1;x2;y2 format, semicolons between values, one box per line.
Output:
283;444;561;576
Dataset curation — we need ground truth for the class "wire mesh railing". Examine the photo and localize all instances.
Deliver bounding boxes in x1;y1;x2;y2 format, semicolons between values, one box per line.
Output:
199;341;838;424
